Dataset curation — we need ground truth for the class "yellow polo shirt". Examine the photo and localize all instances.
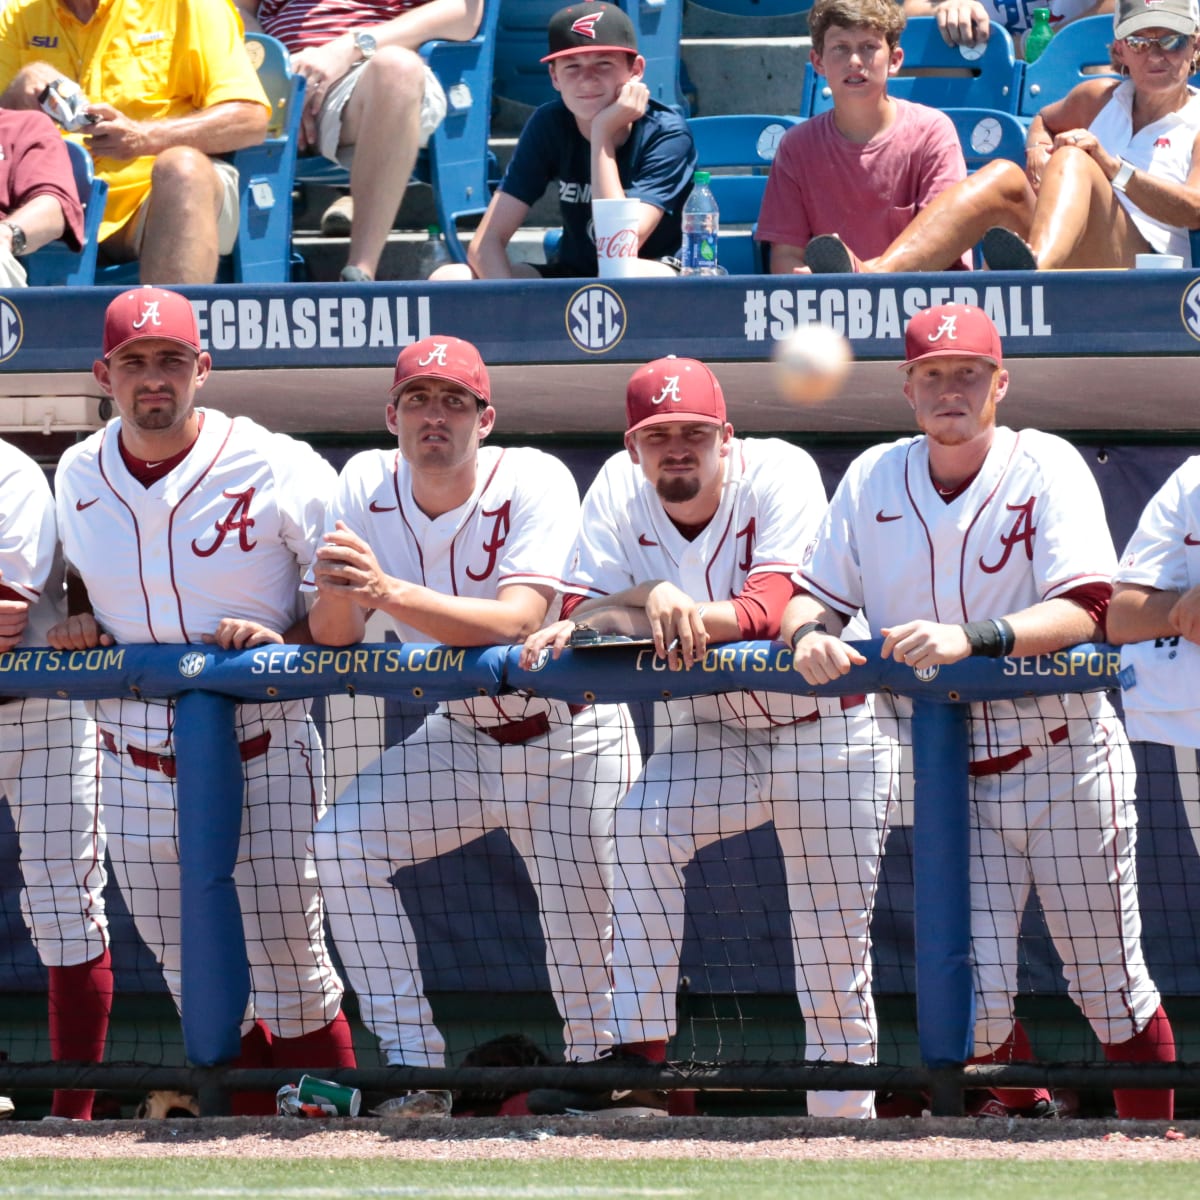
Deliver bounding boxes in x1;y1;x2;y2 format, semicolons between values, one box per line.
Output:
0;0;269;240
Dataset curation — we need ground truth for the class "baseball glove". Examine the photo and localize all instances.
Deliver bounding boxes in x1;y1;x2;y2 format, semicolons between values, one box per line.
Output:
135;1090;200;1119
452;1033;553;1116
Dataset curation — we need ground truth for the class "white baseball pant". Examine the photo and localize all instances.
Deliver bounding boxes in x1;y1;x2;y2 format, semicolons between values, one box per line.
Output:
313;703;640;1066
610;697;899;1119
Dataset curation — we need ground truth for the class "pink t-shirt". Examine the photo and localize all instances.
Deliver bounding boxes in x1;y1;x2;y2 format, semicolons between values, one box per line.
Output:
756;98;970;269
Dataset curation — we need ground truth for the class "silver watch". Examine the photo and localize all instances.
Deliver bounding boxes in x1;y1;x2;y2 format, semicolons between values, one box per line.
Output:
352;30;377;61
1111;160;1135;193
2;221;26;256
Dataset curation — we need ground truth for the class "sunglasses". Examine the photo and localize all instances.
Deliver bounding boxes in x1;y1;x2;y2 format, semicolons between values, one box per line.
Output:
1122;32;1193;52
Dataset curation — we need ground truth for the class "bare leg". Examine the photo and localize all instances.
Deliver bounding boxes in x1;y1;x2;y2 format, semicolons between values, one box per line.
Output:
339;47;428;279
134;147;225;284
862;160;1036;273
1028;146;1151;268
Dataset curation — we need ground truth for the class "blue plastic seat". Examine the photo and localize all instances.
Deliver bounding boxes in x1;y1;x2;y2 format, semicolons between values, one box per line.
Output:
1018;15;1118;118
494;0;686;114
688;0;809;13
801;17;1022;116
688;113;800;273
293;1;500;262
24;140;107;287
941;106;1028;171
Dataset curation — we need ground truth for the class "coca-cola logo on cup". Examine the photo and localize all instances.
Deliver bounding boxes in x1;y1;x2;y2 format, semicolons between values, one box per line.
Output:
597;228;638;259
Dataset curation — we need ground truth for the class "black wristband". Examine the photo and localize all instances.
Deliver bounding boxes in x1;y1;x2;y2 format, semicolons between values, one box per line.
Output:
790;621;827;652
962;618;1015;658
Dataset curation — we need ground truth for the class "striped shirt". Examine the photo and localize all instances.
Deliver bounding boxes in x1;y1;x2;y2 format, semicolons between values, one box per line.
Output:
258;0;428;50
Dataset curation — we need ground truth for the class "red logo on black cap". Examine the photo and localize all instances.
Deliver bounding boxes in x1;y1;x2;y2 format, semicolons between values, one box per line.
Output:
571;11;602;37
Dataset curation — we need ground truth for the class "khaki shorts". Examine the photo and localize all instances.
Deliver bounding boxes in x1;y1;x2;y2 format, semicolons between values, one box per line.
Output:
0;246;27;287
125;157;241;257
314;60;447;166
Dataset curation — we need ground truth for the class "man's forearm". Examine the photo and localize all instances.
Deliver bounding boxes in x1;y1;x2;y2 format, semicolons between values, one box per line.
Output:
140;101;269;156
5;192;66;253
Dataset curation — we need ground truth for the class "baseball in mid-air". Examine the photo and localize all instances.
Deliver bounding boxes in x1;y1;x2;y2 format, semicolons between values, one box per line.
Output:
772;323;853;405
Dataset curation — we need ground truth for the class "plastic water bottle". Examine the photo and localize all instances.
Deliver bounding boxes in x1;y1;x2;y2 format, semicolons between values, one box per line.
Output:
680;170;719;275
1023;8;1054;64
417;224;453;278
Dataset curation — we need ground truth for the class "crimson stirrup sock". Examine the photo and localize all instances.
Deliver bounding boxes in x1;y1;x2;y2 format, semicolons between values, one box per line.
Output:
1104;1004;1175;1120
271;1010;357;1069
49;948;113;1120
969;1020;1051;1110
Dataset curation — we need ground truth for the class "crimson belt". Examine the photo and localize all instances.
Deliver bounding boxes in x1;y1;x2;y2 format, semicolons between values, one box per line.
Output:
478;704;588;746
100;728;272;779
968;723;1069;778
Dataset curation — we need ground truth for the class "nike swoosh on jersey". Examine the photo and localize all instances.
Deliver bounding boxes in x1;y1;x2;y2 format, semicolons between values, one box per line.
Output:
369;500;398;513
638;534;658;546
875;510;902;522
1186;534;1200;545
75;498;99;511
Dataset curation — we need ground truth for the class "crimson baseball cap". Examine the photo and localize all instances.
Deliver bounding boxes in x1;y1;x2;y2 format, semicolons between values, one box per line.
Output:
626;356;727;433
900;303;1003;370
390;335;492;404
542;2;639;62
102;286;201;358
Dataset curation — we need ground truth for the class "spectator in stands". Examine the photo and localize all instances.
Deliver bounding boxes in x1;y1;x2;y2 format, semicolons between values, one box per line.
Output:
308;335;638;1093
0;108;84;286
0;437;110;1122
433;1;695;280
903;0;1113;53
0;0;269;284
756;0;974;274
519;357;899;1119
236;0;483;283
48;286;355;1112
797;0;1200;273
784;301;1175;1121
980;0;1200;269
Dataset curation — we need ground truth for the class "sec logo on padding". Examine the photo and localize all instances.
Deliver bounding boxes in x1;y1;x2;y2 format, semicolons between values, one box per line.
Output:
0;297;23;363
566;284;627;354
178;650;207;678
1181;277;1200;342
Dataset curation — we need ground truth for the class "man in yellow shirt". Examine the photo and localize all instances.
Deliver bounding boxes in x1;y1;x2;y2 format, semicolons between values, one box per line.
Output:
0;0;270;282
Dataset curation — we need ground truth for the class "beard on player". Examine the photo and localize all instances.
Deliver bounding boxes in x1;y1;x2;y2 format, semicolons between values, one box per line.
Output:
656;474;703;504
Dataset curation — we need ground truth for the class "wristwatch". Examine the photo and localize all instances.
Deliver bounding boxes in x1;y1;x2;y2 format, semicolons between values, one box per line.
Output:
1111;160;1136;193
2;221;26;256
352;30;377;62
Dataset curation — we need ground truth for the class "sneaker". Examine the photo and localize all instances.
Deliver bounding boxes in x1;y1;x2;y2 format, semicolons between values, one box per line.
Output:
968;1092;1064;1119
0;1096;13;1119
526;1052;669;1117
320;195;353;238
339;265;374;283
804;233;856;274
981;226;1038;271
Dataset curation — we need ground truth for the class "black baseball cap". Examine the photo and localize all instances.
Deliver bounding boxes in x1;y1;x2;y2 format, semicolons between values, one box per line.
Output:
542;2;639;62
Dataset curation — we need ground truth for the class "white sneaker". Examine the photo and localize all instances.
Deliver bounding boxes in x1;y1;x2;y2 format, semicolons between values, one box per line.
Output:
0;1096;14;1119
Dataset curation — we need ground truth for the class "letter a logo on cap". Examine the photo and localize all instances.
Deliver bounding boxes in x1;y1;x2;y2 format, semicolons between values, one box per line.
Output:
653;376;682;405
927;314;959;344
571;11;602;37
132;301;162;331
418;341;450;367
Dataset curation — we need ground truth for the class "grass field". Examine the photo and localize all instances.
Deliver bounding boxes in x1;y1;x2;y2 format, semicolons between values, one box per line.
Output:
3;1158;1200;1199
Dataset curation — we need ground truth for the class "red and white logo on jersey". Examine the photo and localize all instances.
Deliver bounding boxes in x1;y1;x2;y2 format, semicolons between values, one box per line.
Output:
466;501;511;581
1155;136;1171;148
131;300;163;331
979;496;1037;574
192;488;258;557
926;314;960;344
571;11;603;38
418;342;450;367
652;376;683;405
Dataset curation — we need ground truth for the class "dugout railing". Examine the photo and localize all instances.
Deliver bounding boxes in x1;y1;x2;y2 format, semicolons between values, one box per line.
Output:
0;639;1189;1117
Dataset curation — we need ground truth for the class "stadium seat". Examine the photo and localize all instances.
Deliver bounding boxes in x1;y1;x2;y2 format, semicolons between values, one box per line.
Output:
801;17;1022;116
89;31;305;286
688;113;800;274
24;140;107;287
494;0;686;114
1017;15;1118;119
292;1;500;263
942;106;1027;172
688;0;810;14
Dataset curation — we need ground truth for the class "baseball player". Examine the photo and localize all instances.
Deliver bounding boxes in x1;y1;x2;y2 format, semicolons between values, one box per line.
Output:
47;286;354;1098
308;335;639;1081
520;358;899;1120
784;303;1174;1119
1110;457;1200;744
0;439;109;1121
